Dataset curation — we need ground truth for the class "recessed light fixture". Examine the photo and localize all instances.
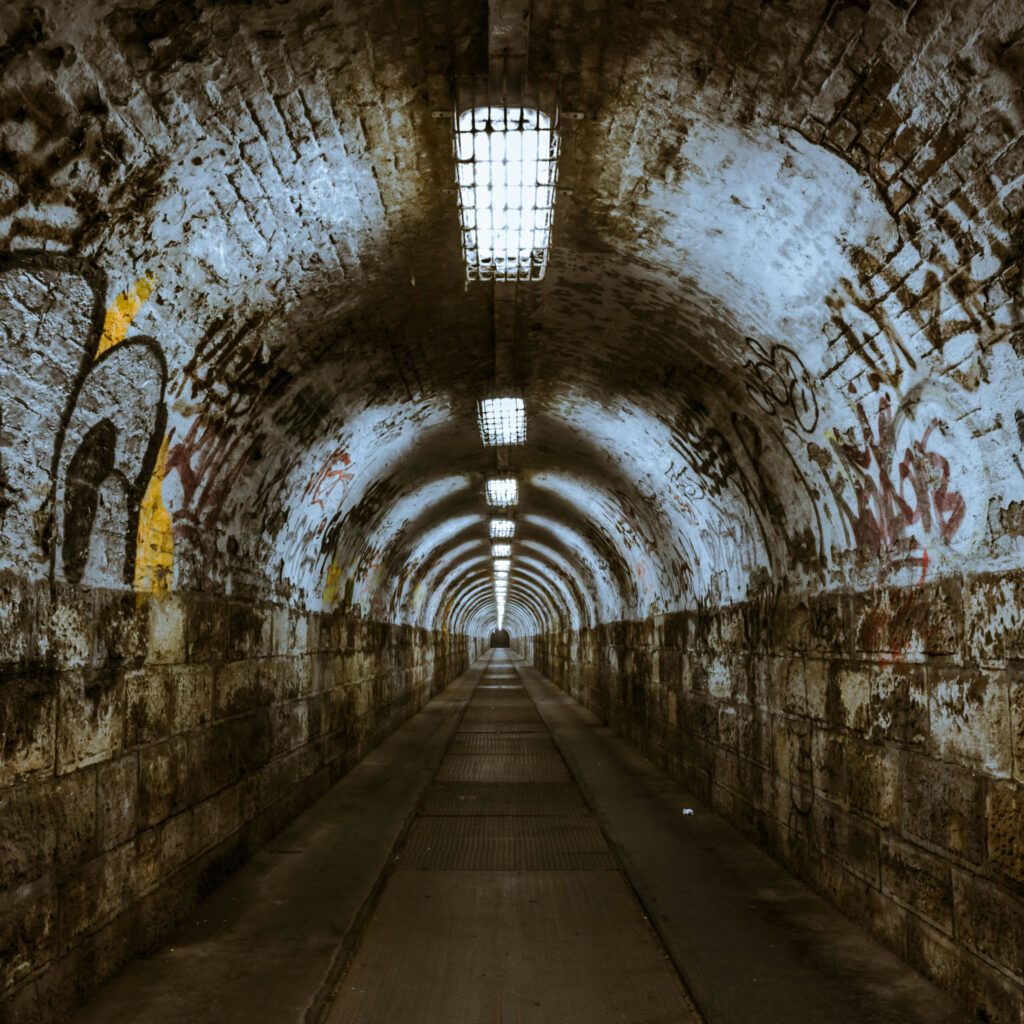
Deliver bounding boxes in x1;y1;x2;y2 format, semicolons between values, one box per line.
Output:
490;518;515;539
478;396;526;447
454;106;560;281
492;543;511;557
486;478;518;506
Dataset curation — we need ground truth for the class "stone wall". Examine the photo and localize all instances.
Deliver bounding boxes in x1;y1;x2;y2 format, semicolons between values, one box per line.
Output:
0;573;481;1024
523;571;1024;1024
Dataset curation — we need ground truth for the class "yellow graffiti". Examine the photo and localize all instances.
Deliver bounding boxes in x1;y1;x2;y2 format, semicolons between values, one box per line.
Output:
97;273;175;597
323;559;343;607
134;435;173;596
97;274;156;357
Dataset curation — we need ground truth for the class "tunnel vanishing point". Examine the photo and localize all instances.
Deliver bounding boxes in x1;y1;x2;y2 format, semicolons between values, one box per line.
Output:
2;0;1024;1021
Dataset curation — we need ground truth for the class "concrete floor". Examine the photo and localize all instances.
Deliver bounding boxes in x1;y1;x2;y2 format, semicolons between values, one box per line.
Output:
70;651;973;1024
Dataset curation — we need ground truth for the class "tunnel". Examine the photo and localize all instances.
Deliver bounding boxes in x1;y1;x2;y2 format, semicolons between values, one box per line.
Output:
1;0;1023;1021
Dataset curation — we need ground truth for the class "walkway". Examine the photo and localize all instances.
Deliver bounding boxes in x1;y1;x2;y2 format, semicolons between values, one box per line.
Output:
70;651;973;1024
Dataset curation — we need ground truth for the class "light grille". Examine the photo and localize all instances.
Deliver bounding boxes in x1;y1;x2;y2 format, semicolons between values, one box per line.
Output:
455;106;560;282
486;478;518;507
490;519;515;539
478;396;526;447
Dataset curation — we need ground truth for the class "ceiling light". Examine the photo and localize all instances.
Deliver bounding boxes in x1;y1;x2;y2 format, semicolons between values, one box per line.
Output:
490;519;515;539
455;106;560;282
494;558;511;573
478;396;526;447
492;543;511;557
486;478;518;506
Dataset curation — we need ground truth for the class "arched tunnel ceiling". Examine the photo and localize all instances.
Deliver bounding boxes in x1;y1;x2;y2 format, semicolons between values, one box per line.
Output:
2;0;1023;636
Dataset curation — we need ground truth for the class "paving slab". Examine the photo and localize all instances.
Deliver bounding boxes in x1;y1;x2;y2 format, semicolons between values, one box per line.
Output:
67;656;490;1024
515;656;975;1024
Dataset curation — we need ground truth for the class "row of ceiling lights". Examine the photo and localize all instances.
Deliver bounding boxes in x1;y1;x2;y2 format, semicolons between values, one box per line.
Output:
453;92;561;631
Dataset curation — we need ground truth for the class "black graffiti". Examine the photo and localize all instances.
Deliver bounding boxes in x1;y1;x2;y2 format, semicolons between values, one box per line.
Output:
0;252;167;588
744;337;819;434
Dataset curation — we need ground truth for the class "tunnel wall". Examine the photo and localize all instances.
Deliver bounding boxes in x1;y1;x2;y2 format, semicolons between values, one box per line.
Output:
0;574;482;1024
525;571;1024;1023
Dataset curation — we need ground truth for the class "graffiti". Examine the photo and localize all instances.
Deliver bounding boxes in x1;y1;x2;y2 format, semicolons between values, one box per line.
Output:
744;337;819;433
175;308;292;426
164;418;258;549
0;253;167;588
824;242;1007;391
812;385;968;579
303;444;355;526
134;436;173;595
323;557;344;607
98;274;157;356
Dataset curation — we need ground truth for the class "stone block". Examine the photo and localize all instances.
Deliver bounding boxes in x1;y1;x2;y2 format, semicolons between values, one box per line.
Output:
869;663;928;747
131;827;161;899
60;843;134;948
146;595;185;665
905;913;960;993
169;664;214;733
227;601;268;660
880;836;953;934
900;751;986;865
0;876;58;991
0;669;58;784
187;722;239;802
826;660;872;733
808;591;845;654
0;780;57;888
1009;666;1024;786
185;595;228;663
965;570;1024;665
214;659;274;718
929;665;1011;776
846;738;901;828
57;667;123;774
54;768;97;867
814;800;881;885
951;867;1024;977
96;754;137;852
811;727;847;804
48;589;93;670
159;810;194;874
138;736;189;829
986;779;1024;888
781;657;808;716
93;592;148;670
235;710;273;774
125;667;172;747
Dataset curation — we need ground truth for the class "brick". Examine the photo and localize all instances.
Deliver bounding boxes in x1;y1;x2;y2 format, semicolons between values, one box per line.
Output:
869;663;928;747
138;736;189;829
951;867;1024;977
929;666;1011;776
146;595;186;665
0;668;58;784
881;836;953;934
986;780;1024;887
57;667;124;774
900;752;986;865
0;876;58;990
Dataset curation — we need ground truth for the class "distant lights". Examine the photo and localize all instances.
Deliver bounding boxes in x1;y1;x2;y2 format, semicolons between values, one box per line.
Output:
490;518;515;539
478;396;526;447
486;478;518;507
492;542;511;557
493;558;511;573
454;106;560;282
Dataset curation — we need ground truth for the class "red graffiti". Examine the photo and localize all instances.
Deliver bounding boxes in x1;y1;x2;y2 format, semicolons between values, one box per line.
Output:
826;394;966;577
303;444;354;527
166;419;254;545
